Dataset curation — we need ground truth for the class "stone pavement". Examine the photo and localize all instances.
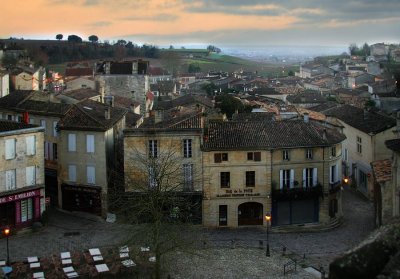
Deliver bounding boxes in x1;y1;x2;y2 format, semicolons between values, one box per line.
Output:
0;209;133;262
0;188;374;278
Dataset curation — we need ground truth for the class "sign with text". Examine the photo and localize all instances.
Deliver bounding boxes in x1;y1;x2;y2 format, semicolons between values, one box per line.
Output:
216;188;261;198
0;190;41;205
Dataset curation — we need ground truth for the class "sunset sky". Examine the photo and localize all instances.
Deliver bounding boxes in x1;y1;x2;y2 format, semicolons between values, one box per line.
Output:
1;0;400;47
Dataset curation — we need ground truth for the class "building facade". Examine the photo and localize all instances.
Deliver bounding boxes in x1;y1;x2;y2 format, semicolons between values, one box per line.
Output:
0;120;45;230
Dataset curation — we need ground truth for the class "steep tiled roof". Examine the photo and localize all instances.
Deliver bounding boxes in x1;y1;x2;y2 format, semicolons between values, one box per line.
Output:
287;92;326;104
153;95;213;110
232;112;275;122
58;99;127;131
385;139;400;152
0;91;70;116
309;102;340;113
61;88;99;101
324;105;396;134
203;120;346;151
0;119;39;133
371;159;392;183
141;111;203;129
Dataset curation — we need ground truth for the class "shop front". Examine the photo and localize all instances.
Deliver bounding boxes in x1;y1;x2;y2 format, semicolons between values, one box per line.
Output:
61;184;102;215
0;187;44;229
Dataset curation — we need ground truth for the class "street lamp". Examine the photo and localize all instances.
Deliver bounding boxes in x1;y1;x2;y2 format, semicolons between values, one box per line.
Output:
2;227;10;266
265;213;271;257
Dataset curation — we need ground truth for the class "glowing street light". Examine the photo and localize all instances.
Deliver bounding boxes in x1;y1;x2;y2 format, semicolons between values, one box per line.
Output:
265;213;272;257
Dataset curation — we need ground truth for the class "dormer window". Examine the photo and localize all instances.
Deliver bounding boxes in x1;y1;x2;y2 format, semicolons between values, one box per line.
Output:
282;150;290;161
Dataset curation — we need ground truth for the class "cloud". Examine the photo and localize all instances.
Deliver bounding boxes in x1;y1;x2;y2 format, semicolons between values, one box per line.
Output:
121;13;179;22
88;21;112;27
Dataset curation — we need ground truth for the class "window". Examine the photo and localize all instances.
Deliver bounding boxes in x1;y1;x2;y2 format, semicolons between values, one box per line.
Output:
183;164;193;190
86;135;95;153
214;153;228;163
26;135;36;156
183;139;192;158
331;146;336;157
359;170;367;190
220;172;230;188
357;136;362;154
40;120;46;132
26;166;36;186
7;114;13;121
330;164;339;183
343;148;348;162
53;121;58;137
149;140;158;158
6;169;16;190
5;138;16;160
68;134;76;152
279;169;294;189
306;149;313;159
282;150;290;161
20;198;33;223
246;171;255;187
68;165;77;182
87;166;95;184
303;168;317;187
247;152;261;161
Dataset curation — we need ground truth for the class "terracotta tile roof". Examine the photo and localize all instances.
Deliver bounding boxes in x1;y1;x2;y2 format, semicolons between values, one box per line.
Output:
125;112;142;128
58;99;127;131
203;119;346;151
65;68;93;77
385;139;400;152
0;119;39;133
309;102;340;113
141;111;203;129
324;105;396;134
113;95;140;109
371;159;392;183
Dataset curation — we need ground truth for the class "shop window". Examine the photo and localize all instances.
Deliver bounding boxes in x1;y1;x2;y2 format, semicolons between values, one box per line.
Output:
219;205;228;226
20;198;33;223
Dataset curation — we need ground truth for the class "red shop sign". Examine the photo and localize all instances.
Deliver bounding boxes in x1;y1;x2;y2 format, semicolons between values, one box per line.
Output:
0;189;41;205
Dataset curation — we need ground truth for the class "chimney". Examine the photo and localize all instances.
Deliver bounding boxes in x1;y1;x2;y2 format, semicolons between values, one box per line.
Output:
322;128;327;140
303;113;309;123
105;107;111;120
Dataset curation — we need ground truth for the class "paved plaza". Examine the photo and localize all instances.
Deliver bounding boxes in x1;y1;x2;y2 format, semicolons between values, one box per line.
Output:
0;188;374;278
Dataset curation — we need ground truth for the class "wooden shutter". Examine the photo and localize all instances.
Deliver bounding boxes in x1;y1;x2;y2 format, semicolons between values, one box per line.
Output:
86;135;95;153
6;169;16;190
5;138;16;159
279;170;283;189
302;169;306;187
254;152;261;161
214;153;222;163
335;163;339;183
290;169;294;188
87;166;95;184
68;165;76;182
26;135;36;155
68;134;76;151
26;166;36;186
313;168;318;186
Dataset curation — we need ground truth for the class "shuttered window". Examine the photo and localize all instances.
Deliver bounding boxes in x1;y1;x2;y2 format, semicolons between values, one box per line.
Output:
87;166;95;184
5;138;16;160
68;165;77;182
26;135;36;155
6;169;16;190
86;135;95;153
26;166;36;186
68;134;76;152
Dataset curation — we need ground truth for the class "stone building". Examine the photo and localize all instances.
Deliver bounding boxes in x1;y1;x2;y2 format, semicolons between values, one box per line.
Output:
0;120;45;230
57;99;127;216
202;118;346;227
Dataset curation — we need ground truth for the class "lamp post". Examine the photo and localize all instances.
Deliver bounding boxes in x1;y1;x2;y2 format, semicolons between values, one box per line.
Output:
3;227;10;266
265;213;271;257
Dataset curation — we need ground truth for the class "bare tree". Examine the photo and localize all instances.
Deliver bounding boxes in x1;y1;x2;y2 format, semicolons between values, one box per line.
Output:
110;140;203;279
